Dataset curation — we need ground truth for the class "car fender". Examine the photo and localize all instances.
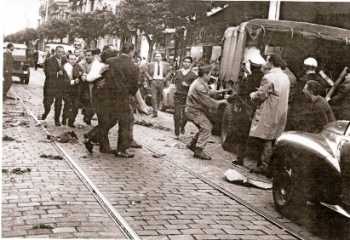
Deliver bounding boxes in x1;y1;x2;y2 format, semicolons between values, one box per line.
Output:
274;131;341;175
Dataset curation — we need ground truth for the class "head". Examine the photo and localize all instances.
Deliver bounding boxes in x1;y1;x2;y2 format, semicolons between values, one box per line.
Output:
6;43;14;53
55;46;65;59
198;65;212;83
85;50;94;63
92;48;101;61
67;54;77;65
121;43;135;57
303;57;318;72
101;49;117;63
154;52;162;62
265;54;284;70
303;80;322;98
182;56;193;70
74;49;81;58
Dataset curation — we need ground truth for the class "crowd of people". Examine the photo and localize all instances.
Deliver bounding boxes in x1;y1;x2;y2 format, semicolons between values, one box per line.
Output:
4;40;350;175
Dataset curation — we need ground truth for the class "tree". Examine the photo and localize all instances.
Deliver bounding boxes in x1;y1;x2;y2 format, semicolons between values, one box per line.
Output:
37;18;70;42
69;10;116;48
118;0;173;60
5;28;39;44
117;0;209;60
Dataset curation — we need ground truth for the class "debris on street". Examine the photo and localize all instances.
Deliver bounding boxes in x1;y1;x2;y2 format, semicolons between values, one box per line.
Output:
47;131;78;143
32;224;54;230
3;135;16;141
10;167;31;175
224;169;272;190
152;153;166;158
40;154;64;160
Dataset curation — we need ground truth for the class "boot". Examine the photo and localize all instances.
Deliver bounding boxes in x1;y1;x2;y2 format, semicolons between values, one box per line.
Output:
186;136;198;152
194;148;211;160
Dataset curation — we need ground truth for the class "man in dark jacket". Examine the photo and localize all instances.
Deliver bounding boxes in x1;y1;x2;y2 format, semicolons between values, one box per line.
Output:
41;46;66;126
3;43;14;99
86;43;139;158
62;54;83;127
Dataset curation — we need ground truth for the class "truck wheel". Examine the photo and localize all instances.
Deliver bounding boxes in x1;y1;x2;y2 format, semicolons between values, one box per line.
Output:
24;77;30;85
221;104;234;151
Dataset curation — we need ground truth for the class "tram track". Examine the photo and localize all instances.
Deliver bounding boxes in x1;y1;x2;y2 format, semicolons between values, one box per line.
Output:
14;84;309;240
14;93;141;240
141;141;308;240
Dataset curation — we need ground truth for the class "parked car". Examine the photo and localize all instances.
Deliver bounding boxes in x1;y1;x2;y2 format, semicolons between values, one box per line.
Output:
217;19;350;149
271;120;350;219
4;42;31;84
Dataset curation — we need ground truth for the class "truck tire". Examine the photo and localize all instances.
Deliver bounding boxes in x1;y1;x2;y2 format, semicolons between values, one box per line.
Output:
221;104;234;151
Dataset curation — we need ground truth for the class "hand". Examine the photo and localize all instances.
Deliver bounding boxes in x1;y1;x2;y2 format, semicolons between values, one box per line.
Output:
58;70;63;76
182;81;189;87
250;92;257;100
81;74;87;81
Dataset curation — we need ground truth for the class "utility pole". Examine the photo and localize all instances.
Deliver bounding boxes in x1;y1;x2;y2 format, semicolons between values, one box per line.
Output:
45;0;49;22
268;0;281;20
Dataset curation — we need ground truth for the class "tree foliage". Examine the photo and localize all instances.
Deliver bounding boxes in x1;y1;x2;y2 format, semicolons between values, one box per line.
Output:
4;28;39;44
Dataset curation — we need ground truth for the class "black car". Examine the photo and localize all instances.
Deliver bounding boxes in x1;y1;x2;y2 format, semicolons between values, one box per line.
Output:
272;120;350;219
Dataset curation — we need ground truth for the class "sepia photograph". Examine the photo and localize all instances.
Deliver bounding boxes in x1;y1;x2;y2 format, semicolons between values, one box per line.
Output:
1;0;350;239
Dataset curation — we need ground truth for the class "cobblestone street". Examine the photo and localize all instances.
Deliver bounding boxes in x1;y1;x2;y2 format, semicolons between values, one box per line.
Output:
2;69;328;239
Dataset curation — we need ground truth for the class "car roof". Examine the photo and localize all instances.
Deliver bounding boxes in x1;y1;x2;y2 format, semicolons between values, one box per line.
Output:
245;19;350;43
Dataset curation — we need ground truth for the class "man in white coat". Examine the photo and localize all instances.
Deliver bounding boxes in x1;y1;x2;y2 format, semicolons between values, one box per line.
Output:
247;54;290;175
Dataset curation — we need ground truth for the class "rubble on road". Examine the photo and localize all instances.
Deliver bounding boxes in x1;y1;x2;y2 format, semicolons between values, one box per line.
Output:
224;169;272;190
10;167;32;175
40;154;64;160
47;131;78;143
135;119;171;131
3;135;16;141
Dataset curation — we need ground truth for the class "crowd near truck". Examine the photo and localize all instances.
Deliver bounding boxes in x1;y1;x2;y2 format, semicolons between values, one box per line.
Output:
211;19;350;221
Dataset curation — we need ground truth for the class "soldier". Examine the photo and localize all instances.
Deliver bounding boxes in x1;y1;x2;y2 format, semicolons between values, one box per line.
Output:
173;56;197;138
40;46;66;126
185;65;221;160
3;43;14;99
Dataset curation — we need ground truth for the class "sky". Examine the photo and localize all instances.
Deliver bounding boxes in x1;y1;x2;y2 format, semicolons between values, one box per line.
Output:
2;0;41;35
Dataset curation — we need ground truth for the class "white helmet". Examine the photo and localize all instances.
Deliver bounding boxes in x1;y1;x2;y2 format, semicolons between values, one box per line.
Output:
304;57;318;67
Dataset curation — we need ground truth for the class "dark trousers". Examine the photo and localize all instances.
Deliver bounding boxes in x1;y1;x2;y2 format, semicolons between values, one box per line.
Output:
245;137;275;167
3;74;12;97
86;100;131;152
62;92;80;124
80;82;95;122
43;88;63;121
150;79;165;114
174;93;187;136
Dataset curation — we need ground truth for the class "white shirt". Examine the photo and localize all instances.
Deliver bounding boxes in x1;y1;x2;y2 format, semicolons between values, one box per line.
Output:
153;62;164;80
86;59;106;82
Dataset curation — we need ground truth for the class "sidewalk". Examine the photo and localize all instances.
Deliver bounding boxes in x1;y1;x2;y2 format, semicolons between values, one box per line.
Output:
2;96;126;239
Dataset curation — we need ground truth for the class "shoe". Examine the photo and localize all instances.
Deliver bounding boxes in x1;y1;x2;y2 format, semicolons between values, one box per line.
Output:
40;114;47;120
115;150;134;158
180;128;185;135
84;139;93;153
62;118;67;126
55;120;61;126
186;143;196;152
232;158;244;166
194;148;211;160
130;140;142;149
